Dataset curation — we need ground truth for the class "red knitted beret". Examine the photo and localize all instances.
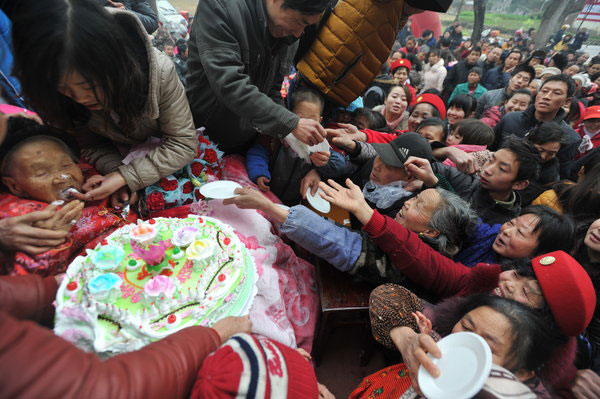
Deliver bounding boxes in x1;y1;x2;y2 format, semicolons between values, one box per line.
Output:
532;251;596;336
414;93;447;120
191;334;318;399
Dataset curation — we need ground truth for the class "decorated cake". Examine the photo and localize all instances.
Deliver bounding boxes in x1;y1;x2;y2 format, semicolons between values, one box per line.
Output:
54;215;257;356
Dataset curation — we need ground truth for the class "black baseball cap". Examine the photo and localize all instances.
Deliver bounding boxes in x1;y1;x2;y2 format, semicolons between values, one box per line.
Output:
371;132;433;168
405;0;453;13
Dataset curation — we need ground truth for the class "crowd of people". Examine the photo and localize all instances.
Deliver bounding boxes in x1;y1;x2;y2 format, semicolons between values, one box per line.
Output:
1;0;600;397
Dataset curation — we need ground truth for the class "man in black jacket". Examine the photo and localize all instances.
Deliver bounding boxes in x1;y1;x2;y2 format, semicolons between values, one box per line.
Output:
495;74;580;179
442;46;481;101
186;0;329;154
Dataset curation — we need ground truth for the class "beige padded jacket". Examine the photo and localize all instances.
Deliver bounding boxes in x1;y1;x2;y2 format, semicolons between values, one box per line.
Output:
71;9;197;192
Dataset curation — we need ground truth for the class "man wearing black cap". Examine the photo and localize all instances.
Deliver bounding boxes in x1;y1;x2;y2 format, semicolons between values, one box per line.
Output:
327;132;435;218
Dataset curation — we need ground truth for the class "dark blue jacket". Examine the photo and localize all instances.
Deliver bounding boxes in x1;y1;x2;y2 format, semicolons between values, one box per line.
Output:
453;221;500;266
494;105;581;179
481;66;509;90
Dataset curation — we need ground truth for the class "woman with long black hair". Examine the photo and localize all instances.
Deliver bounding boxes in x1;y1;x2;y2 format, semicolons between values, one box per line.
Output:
11;0;198;207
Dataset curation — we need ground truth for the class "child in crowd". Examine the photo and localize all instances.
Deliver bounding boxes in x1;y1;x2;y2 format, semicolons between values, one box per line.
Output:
351;108;387;131
11;1;198;209
415;117;446;143
0;122;137;276
447;94;475;133
448;67;487;102
480;89;532;128
443;119;494;169
161;41;175;58
245;88;344;205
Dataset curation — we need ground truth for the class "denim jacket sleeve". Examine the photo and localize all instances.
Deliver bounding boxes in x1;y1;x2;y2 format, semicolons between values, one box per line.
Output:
281;205;362;272
280;205;406;285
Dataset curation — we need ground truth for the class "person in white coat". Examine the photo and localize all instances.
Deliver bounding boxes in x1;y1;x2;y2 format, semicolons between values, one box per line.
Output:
420;49;446;94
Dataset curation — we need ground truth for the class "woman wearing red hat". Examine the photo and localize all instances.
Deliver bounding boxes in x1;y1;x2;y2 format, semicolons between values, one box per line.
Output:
318;178;596;396
576;105;600;159
390;59;417;107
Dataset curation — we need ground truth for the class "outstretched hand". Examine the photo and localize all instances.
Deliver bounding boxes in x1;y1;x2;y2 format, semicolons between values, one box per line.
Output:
404;156;438;187
292;118;327;146
222;187;289;223
318;178;374;225
325;122;367;142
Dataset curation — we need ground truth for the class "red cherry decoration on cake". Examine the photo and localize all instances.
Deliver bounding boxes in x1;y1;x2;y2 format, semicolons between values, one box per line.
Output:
101;240;108;246
167;314;176;324
148;219;156;224
223;237;231;245
218;273;226;282
67;281;78;291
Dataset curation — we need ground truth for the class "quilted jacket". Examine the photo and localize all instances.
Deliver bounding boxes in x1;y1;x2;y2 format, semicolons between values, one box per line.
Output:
71;9;197;192
297;0;406;106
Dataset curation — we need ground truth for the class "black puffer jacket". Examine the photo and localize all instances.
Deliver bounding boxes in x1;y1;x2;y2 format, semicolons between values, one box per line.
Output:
186;0;299;154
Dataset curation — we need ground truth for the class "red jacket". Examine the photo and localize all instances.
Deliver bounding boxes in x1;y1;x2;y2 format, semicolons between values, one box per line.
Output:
0;194;138;276
0;274;222;398
362;210;577;397
364;129;406;144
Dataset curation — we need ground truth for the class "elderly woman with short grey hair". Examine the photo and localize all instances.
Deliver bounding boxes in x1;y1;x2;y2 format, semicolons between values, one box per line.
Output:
223;182;477;286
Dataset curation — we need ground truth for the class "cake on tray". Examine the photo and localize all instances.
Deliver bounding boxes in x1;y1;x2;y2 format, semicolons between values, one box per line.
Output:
54;215;257;356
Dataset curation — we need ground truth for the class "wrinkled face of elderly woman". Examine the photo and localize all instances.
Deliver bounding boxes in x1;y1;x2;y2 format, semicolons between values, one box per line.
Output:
394;188;441;234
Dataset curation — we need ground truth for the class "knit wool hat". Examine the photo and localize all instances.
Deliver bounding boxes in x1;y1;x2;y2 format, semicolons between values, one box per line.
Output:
532;251;596;337
191;334;319;399
414;93;447;120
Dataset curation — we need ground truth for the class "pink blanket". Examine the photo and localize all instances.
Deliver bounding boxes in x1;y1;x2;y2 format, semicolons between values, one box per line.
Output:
197;155;319;351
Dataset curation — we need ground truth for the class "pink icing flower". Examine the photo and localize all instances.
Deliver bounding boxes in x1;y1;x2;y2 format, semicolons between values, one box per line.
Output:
130;239;169;266
144;275;175;297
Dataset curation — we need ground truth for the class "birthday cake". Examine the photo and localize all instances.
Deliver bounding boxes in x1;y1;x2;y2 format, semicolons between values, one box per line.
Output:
54;215;257;357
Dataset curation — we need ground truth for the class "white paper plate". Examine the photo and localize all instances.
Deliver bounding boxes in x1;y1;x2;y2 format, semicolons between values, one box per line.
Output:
306;187;330;213
418;332;492;399
199;181;242;199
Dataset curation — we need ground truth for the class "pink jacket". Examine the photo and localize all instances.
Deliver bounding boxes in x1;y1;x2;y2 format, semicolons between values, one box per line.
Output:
480;105;503;128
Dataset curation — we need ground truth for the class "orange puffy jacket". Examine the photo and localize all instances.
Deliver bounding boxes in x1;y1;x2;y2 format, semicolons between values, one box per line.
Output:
298;0;406;106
